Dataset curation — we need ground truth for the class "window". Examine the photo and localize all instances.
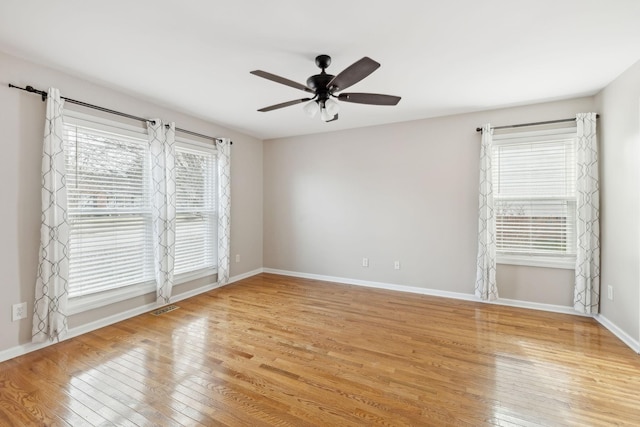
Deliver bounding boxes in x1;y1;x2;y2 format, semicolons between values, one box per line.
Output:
63;111;217;312
174;141;217;277
64;115;155;301
492;128;577;268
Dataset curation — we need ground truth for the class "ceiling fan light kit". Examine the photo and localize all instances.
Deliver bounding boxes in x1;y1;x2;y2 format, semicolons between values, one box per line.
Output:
251;54;401;123
303;100;320;118
320;105;334;122
324;98;340;117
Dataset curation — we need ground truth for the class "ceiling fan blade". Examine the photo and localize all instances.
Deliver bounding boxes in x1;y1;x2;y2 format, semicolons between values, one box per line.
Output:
327;57;380;92
337;93;401;105
258;98;313;112
251;70;314;93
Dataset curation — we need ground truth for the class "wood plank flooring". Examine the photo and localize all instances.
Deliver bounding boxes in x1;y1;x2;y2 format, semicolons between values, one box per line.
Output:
1;273;639;426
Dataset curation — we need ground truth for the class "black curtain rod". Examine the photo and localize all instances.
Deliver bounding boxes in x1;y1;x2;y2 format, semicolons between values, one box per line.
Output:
475;115;599;133
9;84;231;144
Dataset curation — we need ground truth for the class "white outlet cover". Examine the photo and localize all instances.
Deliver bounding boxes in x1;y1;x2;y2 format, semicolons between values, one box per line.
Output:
12;302;27;321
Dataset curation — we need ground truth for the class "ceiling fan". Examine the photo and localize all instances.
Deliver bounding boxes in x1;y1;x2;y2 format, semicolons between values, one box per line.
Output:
251;54;401;122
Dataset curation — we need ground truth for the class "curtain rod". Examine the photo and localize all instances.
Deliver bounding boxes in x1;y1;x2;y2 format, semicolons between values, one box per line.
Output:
8;84;231;144
475;115;599;133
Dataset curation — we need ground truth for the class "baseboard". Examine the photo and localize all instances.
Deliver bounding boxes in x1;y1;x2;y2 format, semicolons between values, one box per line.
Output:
229;268;264;284
594;314;640;354
263;268;478;302
263;268;575;314
0;340;54;364
487;297;588;316
0;269;266;364
264;267;582;316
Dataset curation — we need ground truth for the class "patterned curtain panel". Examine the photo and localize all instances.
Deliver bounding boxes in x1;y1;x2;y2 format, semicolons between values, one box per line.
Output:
574;113;600;314
32;88;69;343
148;120;176;304
475;124;498;301
216;138;231;285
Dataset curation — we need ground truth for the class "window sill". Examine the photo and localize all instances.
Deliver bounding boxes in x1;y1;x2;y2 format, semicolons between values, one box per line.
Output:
67;281;157;316
497;254;575;270
174;267;217;285
67;268;217;315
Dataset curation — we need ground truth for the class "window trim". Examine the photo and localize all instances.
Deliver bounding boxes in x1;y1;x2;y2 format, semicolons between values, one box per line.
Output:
492;126;578;270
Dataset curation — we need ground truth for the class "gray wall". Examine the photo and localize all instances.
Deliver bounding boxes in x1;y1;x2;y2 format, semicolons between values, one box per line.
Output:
0;51;264;352
596;59;640;341
264;97;596;305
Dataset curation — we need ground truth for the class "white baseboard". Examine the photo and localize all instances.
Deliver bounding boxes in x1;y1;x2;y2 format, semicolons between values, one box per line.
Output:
595;314;640;354
263;268;579;314
0;339;53;364
486;297;588;316
229;268;264;284
0;269;266;364
263;268;477;301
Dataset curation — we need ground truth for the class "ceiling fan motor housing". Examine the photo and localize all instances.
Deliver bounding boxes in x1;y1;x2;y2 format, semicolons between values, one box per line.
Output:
306;73;334;100
307;55;335;102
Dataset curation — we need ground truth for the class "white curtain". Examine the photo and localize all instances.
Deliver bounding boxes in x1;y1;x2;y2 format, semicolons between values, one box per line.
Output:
216;138;231;285
148;120;176;304
32;88;69;342
475;124;498;301
574;112;600;314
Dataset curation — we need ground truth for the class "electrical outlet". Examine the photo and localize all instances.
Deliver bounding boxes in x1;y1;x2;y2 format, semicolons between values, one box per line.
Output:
235;254;240;263
607;285;613;301
12;302;27;322
394;261;400;270
362;257;369;267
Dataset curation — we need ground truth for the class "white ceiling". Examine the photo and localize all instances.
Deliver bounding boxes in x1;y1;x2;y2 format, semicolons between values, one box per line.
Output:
1;1;639;140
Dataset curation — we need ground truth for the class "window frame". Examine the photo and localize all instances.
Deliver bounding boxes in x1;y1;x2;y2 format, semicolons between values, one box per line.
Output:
63;110;156;315
491;127;578;270
63;110;218;315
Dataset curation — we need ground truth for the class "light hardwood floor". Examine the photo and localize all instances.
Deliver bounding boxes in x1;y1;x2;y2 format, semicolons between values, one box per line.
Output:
1;273;639;426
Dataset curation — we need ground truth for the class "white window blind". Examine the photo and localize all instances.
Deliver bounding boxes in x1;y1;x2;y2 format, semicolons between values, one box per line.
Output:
492;129;577;257
174;142;217;276
64;119;154;299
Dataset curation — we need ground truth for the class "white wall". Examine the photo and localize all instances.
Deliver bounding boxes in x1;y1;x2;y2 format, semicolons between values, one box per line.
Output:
595;59;640;341
264;97;595;305
0;50;263;353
